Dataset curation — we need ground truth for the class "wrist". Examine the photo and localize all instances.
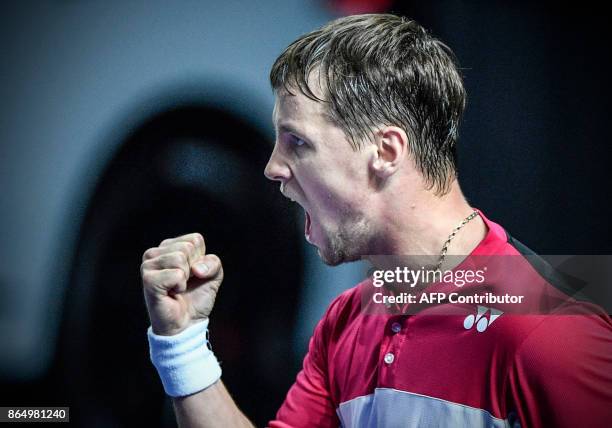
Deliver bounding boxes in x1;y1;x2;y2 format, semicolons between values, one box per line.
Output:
150;317;206;337
147;318;222;397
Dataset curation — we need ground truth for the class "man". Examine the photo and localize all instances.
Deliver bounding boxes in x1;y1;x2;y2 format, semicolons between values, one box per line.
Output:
141;14;612;427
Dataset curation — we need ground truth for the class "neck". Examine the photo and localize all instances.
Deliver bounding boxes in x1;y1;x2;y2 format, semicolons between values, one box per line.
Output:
366;180;488;270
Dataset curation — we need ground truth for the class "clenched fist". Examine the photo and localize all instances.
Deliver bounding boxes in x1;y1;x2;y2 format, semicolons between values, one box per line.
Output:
141;233;223;336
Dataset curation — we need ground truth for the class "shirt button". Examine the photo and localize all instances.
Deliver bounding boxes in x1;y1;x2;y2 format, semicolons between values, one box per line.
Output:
384;352;395;364
391;322;402;333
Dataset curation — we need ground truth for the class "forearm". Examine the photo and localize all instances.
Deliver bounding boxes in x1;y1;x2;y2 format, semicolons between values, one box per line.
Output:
172;380;255;428
147;320;253;427
141;236;255;427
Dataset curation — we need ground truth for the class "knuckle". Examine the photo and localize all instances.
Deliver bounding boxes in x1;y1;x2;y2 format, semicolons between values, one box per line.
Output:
171;268;188;282
176;242;190;256
193;233;205;247
142;247;158;261
140;260;151;275
173;251;188;264
142;270;156;285
183;241;195;254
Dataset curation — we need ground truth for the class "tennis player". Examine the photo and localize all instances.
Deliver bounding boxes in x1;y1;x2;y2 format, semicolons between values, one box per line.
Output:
141;14;612;427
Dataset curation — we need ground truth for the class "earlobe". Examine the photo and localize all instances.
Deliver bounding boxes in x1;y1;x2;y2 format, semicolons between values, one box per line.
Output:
369;151;397;182
371;126;408;178
368;147;387;178
371;156;384;170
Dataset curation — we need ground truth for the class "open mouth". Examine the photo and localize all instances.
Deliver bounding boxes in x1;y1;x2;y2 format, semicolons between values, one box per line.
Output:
281;186;313;242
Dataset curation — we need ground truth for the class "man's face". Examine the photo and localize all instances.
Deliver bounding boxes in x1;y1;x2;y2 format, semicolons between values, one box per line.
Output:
264;88;376;266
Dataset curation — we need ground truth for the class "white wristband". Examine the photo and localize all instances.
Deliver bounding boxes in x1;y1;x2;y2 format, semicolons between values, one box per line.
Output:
147;318;222;397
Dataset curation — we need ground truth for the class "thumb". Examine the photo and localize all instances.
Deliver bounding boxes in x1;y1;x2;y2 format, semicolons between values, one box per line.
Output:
191;254;223;280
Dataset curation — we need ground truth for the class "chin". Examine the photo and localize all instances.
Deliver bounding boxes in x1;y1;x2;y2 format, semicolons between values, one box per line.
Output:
314;217;371;266
317;240;362;267
318;248;344;266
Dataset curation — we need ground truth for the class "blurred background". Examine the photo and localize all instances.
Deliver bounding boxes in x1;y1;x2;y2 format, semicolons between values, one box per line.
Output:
0;0;610;426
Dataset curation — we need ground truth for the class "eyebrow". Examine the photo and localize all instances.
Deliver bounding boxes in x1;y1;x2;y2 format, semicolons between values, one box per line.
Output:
275;122;303;139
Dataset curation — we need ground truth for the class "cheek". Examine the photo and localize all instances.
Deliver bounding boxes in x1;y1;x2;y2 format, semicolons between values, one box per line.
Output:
314;184;361;221
299;156;369;212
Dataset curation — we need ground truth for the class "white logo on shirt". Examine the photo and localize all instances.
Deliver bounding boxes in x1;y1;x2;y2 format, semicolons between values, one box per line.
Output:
463;305;504;332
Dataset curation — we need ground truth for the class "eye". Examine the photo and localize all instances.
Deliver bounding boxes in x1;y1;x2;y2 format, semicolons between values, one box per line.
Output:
291;135;306;147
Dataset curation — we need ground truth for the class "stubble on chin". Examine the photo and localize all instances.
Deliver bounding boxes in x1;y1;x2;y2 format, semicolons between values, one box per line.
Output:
318;216;372;266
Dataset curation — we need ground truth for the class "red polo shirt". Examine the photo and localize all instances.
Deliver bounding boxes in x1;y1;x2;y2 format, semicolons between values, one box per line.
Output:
268;210;612;427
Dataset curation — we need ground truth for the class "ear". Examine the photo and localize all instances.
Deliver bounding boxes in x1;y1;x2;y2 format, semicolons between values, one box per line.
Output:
369;126;409;179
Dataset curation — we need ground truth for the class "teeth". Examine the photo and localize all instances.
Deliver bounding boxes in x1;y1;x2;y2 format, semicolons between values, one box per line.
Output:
279;183;297;203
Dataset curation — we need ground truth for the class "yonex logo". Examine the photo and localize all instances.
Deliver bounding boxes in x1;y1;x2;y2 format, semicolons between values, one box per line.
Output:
463;305;504;332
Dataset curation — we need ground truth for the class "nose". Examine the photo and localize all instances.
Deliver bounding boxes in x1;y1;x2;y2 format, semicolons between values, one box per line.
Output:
264;144;291;183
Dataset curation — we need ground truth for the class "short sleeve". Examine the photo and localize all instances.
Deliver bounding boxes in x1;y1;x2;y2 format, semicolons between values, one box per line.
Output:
267;304;341;427
508;312;612;428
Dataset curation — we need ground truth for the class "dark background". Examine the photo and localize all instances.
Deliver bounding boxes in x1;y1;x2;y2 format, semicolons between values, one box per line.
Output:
1;1;610;426
402;1;612;254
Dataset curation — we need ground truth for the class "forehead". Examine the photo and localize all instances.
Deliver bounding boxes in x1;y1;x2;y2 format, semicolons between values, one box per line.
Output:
273;89;321;123
273;71;331;124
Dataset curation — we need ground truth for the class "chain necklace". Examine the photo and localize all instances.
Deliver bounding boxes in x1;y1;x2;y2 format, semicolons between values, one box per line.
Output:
436;209;479;271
